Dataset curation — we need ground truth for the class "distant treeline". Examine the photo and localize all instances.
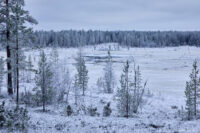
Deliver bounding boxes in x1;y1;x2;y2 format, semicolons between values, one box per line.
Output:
32;30;200;47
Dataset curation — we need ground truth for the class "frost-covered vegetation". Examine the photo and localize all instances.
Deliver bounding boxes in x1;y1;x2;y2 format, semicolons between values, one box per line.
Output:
0;0;200;132
0;45;200;132
32;30;200;48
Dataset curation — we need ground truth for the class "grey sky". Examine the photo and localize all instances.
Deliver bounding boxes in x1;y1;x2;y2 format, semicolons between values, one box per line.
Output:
25;0;200;31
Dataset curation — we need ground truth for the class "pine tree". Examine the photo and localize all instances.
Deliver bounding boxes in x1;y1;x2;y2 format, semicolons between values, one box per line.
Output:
0;0;37;96
34;51;54;112
191;61;200;117
103;50;115;93
116;60;132;118
132;65;146;113
10;0;37;104
73;73;86;109
185;60;200;119
0;57;4;94
75;48;88;96
0;0;14;95
185;82;193;120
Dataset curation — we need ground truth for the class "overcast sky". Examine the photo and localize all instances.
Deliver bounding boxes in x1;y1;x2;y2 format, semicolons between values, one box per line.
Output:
25;0;200;31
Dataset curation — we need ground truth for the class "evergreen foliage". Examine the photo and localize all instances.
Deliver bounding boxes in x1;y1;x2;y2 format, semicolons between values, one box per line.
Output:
34;50;54;112
103;102;112;117
116;60;146;118
75;48;88;96
0;101;29;130
31;30;200;48
66;105;73;116
185;60;200;120
103;50;115;93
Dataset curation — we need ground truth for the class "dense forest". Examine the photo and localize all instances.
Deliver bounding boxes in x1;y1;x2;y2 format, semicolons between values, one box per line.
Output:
32;30;200;47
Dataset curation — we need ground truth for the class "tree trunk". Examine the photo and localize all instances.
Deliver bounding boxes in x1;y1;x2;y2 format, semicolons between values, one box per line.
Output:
6;0;13;95
42;66;45;112
16;27;19;105
126;69;129;118
194;65;197;117
83;81;85;96
43;89;45;112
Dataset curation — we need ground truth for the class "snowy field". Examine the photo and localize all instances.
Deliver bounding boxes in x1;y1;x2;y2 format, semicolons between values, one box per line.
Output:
0;44;200;133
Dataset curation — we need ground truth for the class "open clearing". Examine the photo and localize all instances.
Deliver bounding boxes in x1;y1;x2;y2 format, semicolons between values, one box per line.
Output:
0;45;200;133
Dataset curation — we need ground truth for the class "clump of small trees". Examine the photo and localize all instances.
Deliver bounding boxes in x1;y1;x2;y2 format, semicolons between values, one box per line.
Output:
116;60;147;118
29;48;74;112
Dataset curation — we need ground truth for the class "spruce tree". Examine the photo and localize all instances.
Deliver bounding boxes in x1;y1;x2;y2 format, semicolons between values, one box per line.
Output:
75;48;88;96
116;60;132;118
132;66;146;113
103;50;115;93
34;51;54;112
185;81;193;120
185;60;200;119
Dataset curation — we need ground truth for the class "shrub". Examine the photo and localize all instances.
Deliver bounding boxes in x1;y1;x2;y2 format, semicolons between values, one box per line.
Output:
103;102;112;117
20;91;34;106
87;105;99;116
66;105;73;116
0;101;29;130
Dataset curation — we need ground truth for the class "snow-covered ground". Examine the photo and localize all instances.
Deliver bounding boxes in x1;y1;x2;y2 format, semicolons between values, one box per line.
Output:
0;44;200;133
